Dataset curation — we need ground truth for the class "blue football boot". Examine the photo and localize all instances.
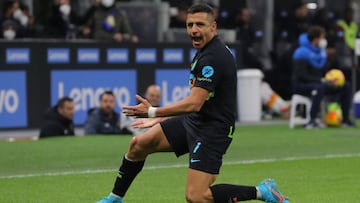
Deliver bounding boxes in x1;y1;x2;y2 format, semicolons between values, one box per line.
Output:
96;194;123;203
257;178;290;203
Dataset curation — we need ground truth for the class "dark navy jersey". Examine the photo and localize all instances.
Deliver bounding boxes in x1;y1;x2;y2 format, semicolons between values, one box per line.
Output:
185;35;237;128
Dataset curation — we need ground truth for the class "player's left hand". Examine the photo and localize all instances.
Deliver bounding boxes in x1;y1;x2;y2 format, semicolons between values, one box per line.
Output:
132;117;163;128
122;95;152;118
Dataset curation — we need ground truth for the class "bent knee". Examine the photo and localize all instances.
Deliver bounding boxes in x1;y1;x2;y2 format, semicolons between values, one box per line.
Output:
127;136;146;160
185;190;210;203
130;136;138;147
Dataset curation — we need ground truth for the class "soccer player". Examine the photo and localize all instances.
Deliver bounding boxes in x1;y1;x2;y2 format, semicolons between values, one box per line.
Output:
96;3;290;203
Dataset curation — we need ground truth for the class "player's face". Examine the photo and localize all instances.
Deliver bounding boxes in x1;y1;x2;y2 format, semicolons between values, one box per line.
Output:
100;94;115;114
186;12;216;49
58;101;74;120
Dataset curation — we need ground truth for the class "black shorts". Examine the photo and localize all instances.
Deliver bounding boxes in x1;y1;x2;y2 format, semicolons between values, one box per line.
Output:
160;116;233;174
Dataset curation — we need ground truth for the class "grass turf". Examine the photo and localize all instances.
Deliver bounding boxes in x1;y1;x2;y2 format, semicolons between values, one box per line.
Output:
0;122;359;203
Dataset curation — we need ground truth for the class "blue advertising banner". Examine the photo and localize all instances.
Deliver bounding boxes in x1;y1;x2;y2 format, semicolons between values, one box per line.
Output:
163;48;184;63
0;71;27;128
107;48;129;64
51;70;137;125
47;48;70;64
155;69;190;106
6;48;30;64
135;48;156;63
77;48;100;64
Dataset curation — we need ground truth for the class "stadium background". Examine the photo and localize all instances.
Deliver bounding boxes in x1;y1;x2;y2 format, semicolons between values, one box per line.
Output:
1;0;360;131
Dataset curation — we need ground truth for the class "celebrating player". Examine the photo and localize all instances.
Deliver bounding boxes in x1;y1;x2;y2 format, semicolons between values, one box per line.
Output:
96;3;289;203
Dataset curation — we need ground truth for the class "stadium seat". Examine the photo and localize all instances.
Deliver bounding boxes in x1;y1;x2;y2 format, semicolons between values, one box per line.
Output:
289;94;312;129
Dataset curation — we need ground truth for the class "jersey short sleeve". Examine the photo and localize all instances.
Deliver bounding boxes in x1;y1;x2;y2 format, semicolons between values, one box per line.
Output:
190;55;220;95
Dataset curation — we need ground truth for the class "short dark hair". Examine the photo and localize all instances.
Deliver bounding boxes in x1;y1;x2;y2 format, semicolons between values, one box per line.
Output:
307;25;325;42
187;3;214;16
57;97;73;108
99;90;114;100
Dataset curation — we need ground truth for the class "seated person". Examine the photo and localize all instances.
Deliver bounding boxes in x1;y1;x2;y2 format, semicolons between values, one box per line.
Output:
121;84;161;135
39;97;75;138
292;25;354;129
84;90;122;135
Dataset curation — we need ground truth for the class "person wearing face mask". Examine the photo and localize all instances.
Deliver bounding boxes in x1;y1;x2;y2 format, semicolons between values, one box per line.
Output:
0;0;27;38
46;0;84;38
1;20;17;40
292;25;355;129
82;0;139;43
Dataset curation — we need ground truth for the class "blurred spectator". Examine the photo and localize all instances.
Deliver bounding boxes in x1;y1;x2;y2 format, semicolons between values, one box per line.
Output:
334;7;357;78
1;19;18;40
81;0;138;43
169;3;189;28
121;85;161;135
19;3;37;37
271;2;311;100
208;2;230;29
277;2;310;44
46;0;86;39
228;7;263;69
144;84;161;107
312;8;337;48
232;8;254;44
291;25;354;129
336;7;358;50
227;7;290;118
39;97;75;138
84;90;123;135
0;0;30;38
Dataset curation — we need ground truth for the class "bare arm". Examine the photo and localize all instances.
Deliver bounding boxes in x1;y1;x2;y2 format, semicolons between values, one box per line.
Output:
131;117;168;128
123;87;209;118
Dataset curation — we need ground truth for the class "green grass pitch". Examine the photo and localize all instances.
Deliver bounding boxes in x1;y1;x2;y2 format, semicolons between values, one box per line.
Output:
0;122;360;203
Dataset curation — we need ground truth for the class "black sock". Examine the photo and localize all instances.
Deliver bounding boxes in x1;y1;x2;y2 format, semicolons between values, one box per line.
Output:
210;184;257;203
112;156;145;197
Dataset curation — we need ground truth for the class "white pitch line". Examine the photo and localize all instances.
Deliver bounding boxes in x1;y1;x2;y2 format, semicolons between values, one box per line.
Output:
1;153;360;179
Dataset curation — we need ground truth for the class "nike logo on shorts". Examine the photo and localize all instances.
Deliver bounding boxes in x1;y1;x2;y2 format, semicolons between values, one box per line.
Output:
190;158;201;163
